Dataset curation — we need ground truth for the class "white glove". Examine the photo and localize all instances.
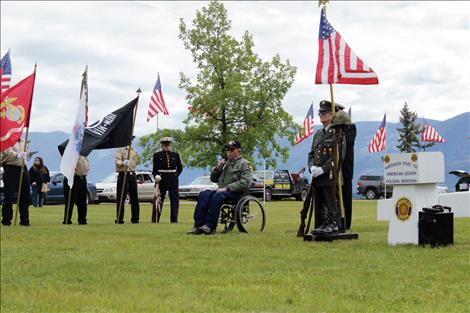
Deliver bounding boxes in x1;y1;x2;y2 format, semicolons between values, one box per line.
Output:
154;174;162;183
17;152;27;160
310;166;324;178
123;160;131;167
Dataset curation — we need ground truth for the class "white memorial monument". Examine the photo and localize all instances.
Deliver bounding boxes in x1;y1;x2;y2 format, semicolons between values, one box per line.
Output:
381;152;444;245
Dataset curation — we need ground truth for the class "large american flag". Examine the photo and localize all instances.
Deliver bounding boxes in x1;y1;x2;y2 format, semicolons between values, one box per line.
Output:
368;113;386;153
147;73;169;121
422;124;445;143
1;50;12;94
294;104;314;145
315;8;378;85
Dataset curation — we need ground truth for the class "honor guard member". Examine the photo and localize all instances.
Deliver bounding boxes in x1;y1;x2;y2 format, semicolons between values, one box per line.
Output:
115;144;140;224
334;103;356;230
187;140;253;235
0;139;31;226
152;137;183;223
308;100;345;235
63;156;90;225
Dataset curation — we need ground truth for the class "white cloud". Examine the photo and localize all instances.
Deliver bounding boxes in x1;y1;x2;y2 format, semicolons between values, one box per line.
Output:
1;1;469;135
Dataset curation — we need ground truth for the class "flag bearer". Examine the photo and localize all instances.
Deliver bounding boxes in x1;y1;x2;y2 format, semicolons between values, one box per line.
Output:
0;139;31;226
115;143;140;224
152;137;183;223
63;156;89;225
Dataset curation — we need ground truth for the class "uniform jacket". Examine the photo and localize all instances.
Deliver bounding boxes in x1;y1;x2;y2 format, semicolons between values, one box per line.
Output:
210;156;253;194
0;140;27;167
75;156;89;176
115;147;138;172
308;126;346;187
152;150;183;187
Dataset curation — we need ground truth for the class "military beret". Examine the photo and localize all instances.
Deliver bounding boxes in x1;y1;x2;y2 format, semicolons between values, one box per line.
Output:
225;140;241;149
160;137;173;144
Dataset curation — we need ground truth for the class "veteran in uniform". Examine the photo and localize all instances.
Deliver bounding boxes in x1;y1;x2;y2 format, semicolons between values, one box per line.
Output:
63;156;90;225
152;137;183;223
308;100;346;235
115;144;140;224
187;140;253;235
0;139;31;226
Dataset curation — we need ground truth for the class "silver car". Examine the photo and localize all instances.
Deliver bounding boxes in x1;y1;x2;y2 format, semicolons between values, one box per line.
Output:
179;176;217;200
95;171;156;203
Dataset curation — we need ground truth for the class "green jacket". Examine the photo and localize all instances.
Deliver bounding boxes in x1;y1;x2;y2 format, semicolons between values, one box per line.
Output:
308;126;345;187
210;156;253;193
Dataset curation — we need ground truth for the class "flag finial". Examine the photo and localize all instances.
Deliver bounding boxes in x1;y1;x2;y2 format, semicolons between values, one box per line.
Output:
136;88;142;95
318;0;329;8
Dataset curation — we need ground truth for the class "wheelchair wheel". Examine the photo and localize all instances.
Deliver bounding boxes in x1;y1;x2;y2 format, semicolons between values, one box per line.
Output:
235;196;266;233
219;203;236;233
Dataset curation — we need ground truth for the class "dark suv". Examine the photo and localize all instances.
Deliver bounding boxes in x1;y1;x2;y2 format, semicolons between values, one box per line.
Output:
356;175;393;200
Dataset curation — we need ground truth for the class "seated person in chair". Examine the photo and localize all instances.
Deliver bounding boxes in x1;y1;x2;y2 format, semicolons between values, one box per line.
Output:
187;140;253;235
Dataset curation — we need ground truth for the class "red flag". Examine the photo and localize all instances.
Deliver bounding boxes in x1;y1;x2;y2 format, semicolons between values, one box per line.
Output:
0;71;36;151
315;8;378;85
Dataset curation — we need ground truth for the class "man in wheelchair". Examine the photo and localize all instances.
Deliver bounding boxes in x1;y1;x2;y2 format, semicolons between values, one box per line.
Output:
187;140;253;235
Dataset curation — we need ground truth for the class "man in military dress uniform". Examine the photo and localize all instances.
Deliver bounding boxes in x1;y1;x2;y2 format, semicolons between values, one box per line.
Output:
152;137;183;223
63;155;90;225
308;100;345;234
187;140;253;235
115;144;140;224
0;139;31;226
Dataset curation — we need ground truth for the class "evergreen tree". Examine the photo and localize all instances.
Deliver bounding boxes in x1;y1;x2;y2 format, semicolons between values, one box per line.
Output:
396;102;434;152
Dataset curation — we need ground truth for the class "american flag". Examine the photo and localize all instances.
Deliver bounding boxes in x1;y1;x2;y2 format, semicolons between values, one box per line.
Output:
147;73;169;121
1;50;12;94
422;124;445;143
315;8;378;85
294;104;314;145
368;113;386;153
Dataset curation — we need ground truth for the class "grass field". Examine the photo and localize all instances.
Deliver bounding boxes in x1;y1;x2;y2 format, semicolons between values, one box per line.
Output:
1;200;469;313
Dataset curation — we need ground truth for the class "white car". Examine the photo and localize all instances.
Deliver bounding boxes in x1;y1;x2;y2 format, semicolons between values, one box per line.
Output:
179;176;218;199
95;171;156;203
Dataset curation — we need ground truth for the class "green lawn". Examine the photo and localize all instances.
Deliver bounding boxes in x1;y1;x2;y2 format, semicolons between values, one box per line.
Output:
1;200;469;313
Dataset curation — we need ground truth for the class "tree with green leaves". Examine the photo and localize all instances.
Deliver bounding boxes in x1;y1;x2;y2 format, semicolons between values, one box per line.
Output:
177;1;297;169
396;102;434;152
138;129;185;167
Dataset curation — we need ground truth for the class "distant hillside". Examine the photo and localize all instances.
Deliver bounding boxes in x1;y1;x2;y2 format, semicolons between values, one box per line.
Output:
24;112;469;191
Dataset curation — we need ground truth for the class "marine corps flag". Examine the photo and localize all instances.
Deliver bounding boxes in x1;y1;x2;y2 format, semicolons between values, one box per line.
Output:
58;97;138;156
0;71;36;151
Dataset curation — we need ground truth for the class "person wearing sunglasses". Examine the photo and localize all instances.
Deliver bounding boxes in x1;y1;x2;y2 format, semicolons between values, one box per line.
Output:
187;140;253;235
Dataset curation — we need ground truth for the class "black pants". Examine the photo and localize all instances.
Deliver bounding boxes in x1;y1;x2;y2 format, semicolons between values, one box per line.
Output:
314;186;340;229
116;172;140;223
342;179;353;230
1;165;31;225
63;176;88;224
159;185;179;223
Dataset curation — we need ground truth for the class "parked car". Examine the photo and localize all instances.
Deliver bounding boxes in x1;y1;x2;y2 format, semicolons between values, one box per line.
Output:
449;170;470;192
356;175;392;200
45;171;98;205
179;176;217;200
95;171;156;203
255;169;309;201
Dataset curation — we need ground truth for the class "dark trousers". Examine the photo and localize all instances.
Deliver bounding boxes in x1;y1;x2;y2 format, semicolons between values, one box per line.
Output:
314;186;340;229
193;189;241;230
1;165;31;225
116;172;140;223
342;179;353;229
159;185;179;223
63;176;88;224
31;184;42;207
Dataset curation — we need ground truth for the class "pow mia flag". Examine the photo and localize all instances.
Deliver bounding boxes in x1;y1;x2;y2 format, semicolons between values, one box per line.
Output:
59;97;138;156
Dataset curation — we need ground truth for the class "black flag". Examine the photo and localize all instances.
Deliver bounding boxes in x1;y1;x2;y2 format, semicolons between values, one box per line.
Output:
59;97;138;156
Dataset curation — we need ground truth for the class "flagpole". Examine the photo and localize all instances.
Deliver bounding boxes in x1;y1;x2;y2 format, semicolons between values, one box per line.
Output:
383;114;387;199
329;83;346;229
14;63;37;226
117;89;141;223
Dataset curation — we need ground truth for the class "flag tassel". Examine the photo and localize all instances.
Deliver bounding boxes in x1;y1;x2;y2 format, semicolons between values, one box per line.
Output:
116;89;141;223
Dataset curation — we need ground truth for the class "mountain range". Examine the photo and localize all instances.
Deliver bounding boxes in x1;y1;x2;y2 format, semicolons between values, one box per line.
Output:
24;112;469;192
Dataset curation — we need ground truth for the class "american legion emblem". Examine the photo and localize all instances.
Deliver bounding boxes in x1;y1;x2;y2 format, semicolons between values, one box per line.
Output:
395;197;412;222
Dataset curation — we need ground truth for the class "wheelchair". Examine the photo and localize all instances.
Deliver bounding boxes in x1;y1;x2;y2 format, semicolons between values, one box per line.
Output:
218;195;266;233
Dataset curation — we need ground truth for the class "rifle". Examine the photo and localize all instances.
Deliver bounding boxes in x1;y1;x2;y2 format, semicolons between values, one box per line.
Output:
297;178;316;237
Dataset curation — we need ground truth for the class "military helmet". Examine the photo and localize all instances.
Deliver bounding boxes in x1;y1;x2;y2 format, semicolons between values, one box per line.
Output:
331;110;352;126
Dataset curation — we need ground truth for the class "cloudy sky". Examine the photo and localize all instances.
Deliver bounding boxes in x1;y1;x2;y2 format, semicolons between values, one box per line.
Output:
1;1;469;136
